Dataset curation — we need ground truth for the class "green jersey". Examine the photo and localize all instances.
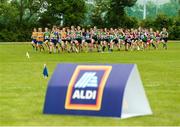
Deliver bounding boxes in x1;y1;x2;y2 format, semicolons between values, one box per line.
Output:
119;34;125;40
161;31;168;38
109;34;115;40
76;31;82;39
44;32;50;39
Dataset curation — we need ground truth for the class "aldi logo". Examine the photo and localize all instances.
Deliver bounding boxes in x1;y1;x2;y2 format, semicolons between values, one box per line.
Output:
72;72;98;100
65;65;112;111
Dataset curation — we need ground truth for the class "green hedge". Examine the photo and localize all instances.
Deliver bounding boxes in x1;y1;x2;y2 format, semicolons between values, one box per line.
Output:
0;29;31;42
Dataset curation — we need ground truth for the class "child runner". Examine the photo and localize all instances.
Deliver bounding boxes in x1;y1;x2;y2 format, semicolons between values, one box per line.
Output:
85;29;93;52
149;28;156;49
160;28;168;50
37;28;45;52
155;30;161;49
49;26;59;53
125;30;132;51
44;27;50;51
31;28;38;50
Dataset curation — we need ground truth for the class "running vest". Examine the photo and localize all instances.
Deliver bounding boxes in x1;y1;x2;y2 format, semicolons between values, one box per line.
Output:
32;32;38;39
51;32;58;40
161;31;168;38
44;32;50;39
37;32;44;41
61;32;67;39
85;32;91;39
76;31;82;39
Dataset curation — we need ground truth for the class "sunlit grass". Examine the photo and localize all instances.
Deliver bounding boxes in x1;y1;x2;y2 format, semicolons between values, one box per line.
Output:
0;42;180;126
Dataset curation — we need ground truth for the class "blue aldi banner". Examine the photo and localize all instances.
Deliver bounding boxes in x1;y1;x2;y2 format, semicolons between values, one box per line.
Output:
43;63;152;118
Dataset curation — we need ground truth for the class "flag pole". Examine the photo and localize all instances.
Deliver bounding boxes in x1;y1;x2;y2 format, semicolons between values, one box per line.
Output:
156;0;158;15
143;0;147;20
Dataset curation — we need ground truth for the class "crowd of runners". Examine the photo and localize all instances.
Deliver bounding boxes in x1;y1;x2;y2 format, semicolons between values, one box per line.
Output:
31;26;169;53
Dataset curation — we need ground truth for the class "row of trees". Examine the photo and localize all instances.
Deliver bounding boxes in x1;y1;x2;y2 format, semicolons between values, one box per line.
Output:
0;0;179;42
141;14;180;40
126;0;180;19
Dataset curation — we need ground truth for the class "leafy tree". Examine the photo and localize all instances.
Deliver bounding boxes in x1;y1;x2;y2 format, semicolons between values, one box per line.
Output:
140;18;155;29
11;0;45;27
0;2;18;30
40;0;87;27
0;2;19;42
154;14;173;30
140;14;173;30
169;16;180;40
91;0;110;27
83;3;94;27
106;0;137;27
91;0;137;28
125;4;143;19
122;16;138;28
0;0;44;42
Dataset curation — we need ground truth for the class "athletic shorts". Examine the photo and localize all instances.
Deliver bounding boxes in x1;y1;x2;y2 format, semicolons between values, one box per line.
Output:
162;37;168;42
97;39;101;44
51;39;58;45
62;39;71;43
32;39;37;44
76;38;82;44
62;39;66;42
104;38;110;43
37;41;43;45
113;39;119;44
100;38;105;42
142;39;147;43
125;39;132;45
134;38;138;41
86;39;91;43
92;36;98;41
125;42;131;45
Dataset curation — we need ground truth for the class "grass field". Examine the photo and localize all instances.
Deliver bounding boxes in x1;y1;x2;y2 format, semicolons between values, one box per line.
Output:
0;42;180;126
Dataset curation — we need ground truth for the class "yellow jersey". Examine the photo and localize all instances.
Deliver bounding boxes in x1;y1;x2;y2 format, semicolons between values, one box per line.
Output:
37;32;44;41
32;32;38;39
